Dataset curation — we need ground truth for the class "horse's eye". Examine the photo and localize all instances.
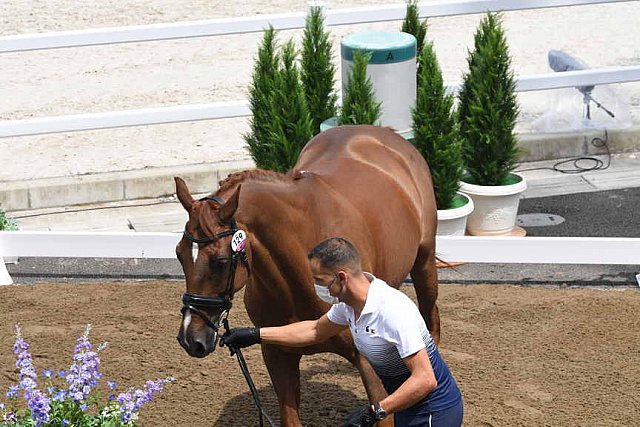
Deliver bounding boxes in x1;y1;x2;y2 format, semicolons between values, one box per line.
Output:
209;257;229;271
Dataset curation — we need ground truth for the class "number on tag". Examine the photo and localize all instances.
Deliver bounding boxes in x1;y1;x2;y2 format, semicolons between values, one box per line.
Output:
231;230;247;252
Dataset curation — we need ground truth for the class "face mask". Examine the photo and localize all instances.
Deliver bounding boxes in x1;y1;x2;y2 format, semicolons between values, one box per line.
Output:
314;283;340;305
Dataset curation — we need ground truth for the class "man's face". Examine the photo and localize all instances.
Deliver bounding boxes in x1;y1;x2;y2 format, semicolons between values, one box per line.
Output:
310;259;341;298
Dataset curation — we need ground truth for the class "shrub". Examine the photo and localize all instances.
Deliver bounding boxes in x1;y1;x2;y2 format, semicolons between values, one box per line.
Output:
301;5;337;134
337;50;382;126
0;208;18;231
244;26;279;170
401;0;428;58
412;41;464;210
244;29;313;172
1;324;173;427
457;12;520;186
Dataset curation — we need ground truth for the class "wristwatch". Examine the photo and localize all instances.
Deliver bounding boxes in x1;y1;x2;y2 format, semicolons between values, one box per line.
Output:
371;402;387;421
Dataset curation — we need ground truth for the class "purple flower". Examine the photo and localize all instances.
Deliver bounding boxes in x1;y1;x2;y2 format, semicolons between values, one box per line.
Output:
65;325;107;403
107;381;117;390
116;377;174;424
12;326;51;425
42;370;53;379
6;385;19;399
27;389;51;426
62;420;70;426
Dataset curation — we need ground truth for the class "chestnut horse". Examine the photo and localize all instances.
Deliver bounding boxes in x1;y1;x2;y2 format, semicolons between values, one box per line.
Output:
175;125;439;426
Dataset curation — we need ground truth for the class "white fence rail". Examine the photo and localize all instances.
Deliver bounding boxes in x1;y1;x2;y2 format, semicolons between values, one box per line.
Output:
2;66;639;138
0;0;633;53
3;232;638;285
1;232;639;262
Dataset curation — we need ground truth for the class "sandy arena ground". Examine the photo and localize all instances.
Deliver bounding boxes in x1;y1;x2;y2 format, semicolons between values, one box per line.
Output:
1;281;638;426
2;1;640;182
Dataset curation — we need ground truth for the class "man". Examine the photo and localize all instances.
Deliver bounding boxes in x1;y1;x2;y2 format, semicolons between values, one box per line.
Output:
222;237;463;426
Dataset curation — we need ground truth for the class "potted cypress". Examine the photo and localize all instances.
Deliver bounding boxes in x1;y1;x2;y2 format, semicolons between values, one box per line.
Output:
336;49;382;126
458;12;526;236
244;28;313;172
413;39;473;236
401;0;428;58
301;5;338;135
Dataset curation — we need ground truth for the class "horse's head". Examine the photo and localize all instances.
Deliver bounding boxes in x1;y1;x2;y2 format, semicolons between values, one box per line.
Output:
174;177;250;358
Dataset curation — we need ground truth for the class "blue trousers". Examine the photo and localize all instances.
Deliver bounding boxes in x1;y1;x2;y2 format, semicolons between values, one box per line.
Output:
393;398;463;427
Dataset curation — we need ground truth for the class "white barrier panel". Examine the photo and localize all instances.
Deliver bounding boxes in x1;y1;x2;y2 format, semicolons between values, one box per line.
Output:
2;67;639;138
1;231;639;264
0;0;634;52
436;236;640;265
0;231;181;259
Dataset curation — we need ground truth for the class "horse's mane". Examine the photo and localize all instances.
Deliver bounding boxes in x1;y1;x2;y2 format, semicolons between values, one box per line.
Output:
217;168;296;193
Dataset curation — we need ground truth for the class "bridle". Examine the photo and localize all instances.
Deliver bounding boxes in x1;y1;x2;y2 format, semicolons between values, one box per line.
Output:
180;195;250;334
179;194;275;427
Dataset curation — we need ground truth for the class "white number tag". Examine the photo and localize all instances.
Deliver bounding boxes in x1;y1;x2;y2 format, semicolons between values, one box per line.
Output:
231;230;247;253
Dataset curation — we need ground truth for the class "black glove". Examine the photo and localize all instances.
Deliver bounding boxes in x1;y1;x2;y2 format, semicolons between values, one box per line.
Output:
221;327;261;355
342;404;376;427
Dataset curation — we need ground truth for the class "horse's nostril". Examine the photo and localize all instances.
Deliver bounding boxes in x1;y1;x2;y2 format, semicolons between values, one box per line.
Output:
191;340;207;358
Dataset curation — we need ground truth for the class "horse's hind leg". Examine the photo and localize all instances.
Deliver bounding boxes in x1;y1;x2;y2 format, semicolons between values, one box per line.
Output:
262;344;303;427
410;243;441;345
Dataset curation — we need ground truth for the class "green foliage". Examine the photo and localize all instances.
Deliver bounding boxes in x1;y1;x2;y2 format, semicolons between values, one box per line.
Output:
301;6;337;134
458;12;520;186
245;27;279;169
412;41;463;210
337;50;382;126
244;29;313;172
0;208;18;231
401;0;428;57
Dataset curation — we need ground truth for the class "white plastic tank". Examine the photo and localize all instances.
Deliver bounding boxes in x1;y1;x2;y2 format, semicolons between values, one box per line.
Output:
341;31;417;133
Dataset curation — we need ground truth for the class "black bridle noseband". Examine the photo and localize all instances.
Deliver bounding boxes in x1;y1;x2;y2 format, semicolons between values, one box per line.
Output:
180;195;250;334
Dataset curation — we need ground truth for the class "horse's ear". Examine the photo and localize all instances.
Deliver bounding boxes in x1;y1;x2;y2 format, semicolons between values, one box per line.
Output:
218;185;241;222
174;177;194;211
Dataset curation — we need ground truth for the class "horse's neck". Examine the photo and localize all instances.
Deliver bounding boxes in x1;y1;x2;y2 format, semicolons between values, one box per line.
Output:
231;180;325;323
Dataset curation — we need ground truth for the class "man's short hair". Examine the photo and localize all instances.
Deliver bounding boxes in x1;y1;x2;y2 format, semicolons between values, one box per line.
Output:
308;237;362;273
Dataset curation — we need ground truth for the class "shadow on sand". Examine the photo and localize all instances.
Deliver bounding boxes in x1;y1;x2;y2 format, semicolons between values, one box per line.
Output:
213;360;368;427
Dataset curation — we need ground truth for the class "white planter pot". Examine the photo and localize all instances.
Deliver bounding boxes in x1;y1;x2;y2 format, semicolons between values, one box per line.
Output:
437;193;475;236
459;173;527;236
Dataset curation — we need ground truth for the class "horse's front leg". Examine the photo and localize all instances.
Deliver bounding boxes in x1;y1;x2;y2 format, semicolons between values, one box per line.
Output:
351;352;394;427
262;344;303;427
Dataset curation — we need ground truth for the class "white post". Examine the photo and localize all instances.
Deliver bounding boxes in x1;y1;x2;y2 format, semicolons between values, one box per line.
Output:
0;257;13;285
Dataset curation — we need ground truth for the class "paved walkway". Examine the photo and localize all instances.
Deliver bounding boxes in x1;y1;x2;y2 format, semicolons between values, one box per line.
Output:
8;150;640;233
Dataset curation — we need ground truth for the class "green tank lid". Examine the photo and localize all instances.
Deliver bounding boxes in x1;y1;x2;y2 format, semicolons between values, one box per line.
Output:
341;31;417;64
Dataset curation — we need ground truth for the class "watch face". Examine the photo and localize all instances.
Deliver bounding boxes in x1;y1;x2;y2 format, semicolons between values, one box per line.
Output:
373;403;387;420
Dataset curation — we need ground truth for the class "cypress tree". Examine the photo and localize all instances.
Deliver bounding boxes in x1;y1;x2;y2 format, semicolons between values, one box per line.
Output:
337;50;382;126
244;29;313;172
458;12;520;186
301;6;337;134
268;40;314;172
412;41;464;210
245;27;279;170
401;0;428;57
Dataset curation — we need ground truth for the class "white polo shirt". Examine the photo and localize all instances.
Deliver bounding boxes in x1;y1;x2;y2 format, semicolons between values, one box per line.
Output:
327;273;461;413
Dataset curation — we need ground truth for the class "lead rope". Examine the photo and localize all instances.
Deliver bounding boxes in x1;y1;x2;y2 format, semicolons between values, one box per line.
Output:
223;318;277;427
